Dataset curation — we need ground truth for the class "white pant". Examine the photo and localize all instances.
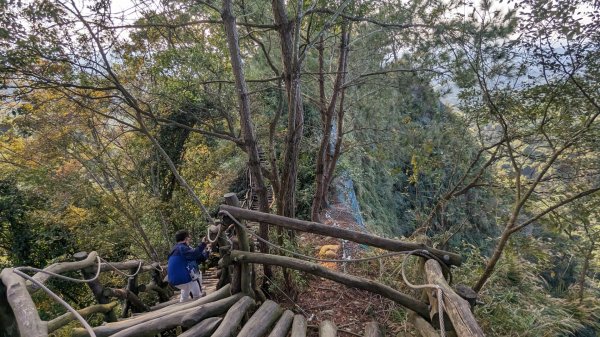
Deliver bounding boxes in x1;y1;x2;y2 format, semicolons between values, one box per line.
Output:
175;280;201;302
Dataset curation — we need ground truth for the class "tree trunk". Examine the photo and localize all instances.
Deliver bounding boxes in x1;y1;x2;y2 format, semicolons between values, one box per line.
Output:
221;1;273;285
311;22;350;222
237;300;282;337
473;226;512;292
272;0;304;220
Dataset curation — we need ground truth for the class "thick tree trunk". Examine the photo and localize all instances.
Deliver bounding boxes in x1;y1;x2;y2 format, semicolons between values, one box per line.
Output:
311;22;350;222
272;0;304;219
221;3;273;285
178;317;222;337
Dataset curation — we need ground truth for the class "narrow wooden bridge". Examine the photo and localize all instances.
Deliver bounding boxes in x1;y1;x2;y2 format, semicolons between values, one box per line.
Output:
0;193;484;337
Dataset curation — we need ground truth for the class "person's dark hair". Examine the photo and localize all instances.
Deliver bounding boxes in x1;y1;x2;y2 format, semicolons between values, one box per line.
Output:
175;230;190;242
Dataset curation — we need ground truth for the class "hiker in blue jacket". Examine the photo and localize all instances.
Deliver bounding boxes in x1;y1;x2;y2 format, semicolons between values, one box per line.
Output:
167;230;210;302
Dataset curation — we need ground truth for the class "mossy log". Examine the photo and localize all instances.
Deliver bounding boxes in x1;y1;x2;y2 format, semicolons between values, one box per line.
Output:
364;321;384;337
424;260;484;337
0;268;47;337
210;295;256;337
237;300;282;337
230;250;430;319
47;302;118;333
319;320;337;337
72;284;232;337
178;317;222;337
109;294;243;337
291;314;308;337
220;205;462;266
267;309;295;337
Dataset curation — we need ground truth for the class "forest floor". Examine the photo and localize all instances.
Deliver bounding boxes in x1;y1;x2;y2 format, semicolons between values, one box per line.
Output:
272;203;413;337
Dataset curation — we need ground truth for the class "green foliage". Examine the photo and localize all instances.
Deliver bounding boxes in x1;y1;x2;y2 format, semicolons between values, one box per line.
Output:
453;244;600;336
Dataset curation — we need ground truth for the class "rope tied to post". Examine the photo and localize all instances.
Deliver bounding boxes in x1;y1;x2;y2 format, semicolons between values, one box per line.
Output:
401;250;447;337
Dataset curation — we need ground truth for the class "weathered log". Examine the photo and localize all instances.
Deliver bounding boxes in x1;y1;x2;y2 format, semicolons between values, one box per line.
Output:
149;298;179;311
454;284;478;309
424;260;484;337
0;275;18;337
48;302;118;333
109;294;244;337
230;250;430;319
267;309;295;337
408;311;439;337
220;205;462;266
74;252;118;323
224;194;255;298
121;266;139;318
0;268;47;337
319;320;337;337
178;316;222;337
25;251;98;293
364;321;383;337
72;284;232;337
141;281;170;303
291;314;307;337
99;260;158;273
210;295;256;337
103;288;149;312
237;300;282;337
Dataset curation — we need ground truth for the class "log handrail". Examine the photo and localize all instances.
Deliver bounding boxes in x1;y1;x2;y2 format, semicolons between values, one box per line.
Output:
219;205;462;266
229;250;431;319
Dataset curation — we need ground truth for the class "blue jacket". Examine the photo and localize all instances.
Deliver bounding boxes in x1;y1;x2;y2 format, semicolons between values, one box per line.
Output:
167;242;209;286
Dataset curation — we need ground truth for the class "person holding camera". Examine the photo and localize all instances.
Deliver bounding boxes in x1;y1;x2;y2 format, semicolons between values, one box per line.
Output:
167;230;210;302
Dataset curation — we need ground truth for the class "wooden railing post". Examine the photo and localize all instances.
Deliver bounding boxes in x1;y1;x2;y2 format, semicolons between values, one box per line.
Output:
74;251;118;322
223;193;255;298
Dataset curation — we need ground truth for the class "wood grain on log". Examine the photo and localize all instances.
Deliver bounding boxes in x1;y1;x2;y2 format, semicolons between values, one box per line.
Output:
408;311;439;337
109;294;243;337
267;309;294;337
72;284;232;337
230;250;430;319
211;296;256;337
424;260;484;337
319;320;337;337
291;314;307;337
48;302;118;333
0;268;47;337
237;300;282;337
178;317;222;337
364;321;384;337
220;205;462;266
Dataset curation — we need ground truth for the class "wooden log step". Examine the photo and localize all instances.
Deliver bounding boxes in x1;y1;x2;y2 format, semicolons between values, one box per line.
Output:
109;294;244;337
72;284;232;337
237;300;283;337
267;310;294;337
291;314;307;337
179;317;222;337
319;320;337;337
211;296;256;337
364;321;384;337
